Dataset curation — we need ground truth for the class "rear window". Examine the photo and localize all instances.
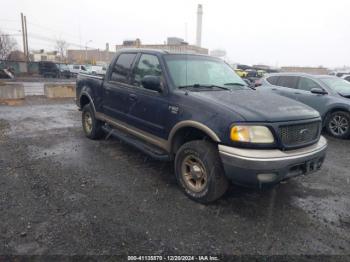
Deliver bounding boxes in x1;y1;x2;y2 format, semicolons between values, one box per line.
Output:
276;76;298;89
110;53;137;83
266;76;279;85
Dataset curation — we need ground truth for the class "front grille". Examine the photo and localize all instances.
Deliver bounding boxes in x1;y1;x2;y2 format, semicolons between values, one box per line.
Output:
279;121;320;148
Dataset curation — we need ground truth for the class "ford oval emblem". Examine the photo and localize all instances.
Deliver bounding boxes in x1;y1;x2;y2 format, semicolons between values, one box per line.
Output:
299;128;309;135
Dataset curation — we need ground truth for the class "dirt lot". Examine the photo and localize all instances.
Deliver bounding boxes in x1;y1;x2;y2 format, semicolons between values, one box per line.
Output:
0;97;349;259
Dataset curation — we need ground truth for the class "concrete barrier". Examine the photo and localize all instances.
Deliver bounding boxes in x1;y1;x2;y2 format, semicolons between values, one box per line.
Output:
44;83;76;98
0;83;25;99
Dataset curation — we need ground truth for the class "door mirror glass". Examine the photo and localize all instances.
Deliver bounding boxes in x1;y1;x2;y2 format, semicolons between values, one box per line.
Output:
310;87;327;95
141;75;162;92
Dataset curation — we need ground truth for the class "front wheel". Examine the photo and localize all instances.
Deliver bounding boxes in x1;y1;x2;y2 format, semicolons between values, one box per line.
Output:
174;140;229;203
326;111;350;139
82;104;104;139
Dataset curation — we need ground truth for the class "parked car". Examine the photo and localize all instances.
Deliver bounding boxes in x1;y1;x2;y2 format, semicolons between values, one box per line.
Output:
56;63;71;78
245;69;259;78
257;70;266;77
76;49;327;203
260;73;350;138
85;65;107;75
38;61;60;78
68;64;88;76
341;74;350;82
234;69;247;78
0;68;14;79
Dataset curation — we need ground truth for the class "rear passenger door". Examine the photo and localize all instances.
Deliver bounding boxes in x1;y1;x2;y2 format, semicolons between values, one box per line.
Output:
127;53;169;138
274;76;299;100
102;53;137;122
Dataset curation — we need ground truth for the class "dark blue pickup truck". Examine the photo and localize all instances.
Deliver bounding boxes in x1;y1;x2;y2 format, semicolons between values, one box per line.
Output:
76;49;327;203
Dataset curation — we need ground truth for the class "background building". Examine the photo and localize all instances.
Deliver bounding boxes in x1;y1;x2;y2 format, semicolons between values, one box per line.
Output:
31;50;60;62
281;66;330;75
115;38;208;55
67;43;114;64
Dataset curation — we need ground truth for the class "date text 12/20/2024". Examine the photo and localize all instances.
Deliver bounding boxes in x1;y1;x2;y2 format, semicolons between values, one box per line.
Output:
127;255;220;261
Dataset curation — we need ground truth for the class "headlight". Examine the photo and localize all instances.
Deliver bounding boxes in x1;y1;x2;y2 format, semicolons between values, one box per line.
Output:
230;125;274;143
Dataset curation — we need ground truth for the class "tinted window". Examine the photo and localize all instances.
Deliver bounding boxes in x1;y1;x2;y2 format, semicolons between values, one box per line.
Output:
133;54;162;88
297;77;321;91
110;53;137;83
345;76;350;82
276;76;298;89
73;65;79;69
266;76;279;85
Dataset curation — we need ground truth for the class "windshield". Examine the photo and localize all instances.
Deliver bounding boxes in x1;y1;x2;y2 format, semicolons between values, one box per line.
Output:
319;77;350;94
164;54;247;90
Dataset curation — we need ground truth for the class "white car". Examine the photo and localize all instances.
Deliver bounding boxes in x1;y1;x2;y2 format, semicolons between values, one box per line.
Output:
86;65;107;75
68;64;88;76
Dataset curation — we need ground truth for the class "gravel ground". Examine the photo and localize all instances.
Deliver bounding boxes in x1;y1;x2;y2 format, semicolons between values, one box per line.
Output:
0;97;349;260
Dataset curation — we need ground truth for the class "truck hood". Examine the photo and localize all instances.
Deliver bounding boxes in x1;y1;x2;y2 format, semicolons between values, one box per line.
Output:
190;89;320;122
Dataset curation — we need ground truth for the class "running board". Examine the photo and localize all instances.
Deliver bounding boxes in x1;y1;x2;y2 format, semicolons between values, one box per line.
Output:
102;125;170;161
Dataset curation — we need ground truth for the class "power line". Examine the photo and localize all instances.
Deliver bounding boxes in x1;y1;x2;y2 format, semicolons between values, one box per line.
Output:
27;21;81;41
28;32;98;49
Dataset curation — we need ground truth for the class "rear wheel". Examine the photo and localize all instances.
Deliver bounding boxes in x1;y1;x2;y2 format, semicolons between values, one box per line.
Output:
326;111;350;138
82;104;104;139
175;140;229;203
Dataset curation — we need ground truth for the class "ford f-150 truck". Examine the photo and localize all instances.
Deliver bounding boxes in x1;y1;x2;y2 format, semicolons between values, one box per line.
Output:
76;49;327;203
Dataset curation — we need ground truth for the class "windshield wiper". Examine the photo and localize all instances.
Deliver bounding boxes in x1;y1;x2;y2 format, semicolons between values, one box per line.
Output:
224;82;246;87
178;84;230;91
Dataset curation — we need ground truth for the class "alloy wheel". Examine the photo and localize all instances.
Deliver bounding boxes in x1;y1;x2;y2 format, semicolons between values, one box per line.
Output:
329;114;349;136
181;155;208;193
83;111;93;134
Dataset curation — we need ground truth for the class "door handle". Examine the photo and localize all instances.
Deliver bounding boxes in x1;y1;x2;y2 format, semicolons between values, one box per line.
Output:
271;88;277;91
129;94;138;101
294;92;301;95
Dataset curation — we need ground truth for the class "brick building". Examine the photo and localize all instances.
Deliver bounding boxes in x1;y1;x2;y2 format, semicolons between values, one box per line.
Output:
67;49;115;64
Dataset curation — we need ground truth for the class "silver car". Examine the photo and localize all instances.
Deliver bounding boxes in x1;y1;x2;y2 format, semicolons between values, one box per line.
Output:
259;73;350;138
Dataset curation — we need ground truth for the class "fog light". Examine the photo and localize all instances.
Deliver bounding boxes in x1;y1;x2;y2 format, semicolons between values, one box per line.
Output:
257;173;277;183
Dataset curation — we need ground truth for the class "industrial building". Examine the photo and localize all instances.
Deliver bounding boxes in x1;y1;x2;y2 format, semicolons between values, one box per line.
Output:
67;43;115;64
115;37;208;55
281;66;330;75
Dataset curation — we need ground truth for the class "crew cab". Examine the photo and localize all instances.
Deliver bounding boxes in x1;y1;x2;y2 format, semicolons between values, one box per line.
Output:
76;49;327;203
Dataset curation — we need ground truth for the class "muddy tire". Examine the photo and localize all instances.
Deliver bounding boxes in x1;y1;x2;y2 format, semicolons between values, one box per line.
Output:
174;140;229;203
82;104;104;139
325;111;350;139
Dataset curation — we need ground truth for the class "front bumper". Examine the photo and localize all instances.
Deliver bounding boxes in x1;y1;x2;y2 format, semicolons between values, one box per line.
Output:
219;136;327;187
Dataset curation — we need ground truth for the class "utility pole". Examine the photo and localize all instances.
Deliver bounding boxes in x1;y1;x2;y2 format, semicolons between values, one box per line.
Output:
20;13;26;58
24;15;29;61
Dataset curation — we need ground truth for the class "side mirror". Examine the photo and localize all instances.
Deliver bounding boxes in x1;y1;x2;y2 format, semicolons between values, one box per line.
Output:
310;87;327;95
141;75;162;92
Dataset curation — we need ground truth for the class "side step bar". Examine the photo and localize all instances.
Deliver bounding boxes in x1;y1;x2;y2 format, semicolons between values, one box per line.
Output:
102;125;171;161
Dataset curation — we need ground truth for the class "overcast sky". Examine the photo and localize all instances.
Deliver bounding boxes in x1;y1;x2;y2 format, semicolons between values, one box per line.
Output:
1;0;349;68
